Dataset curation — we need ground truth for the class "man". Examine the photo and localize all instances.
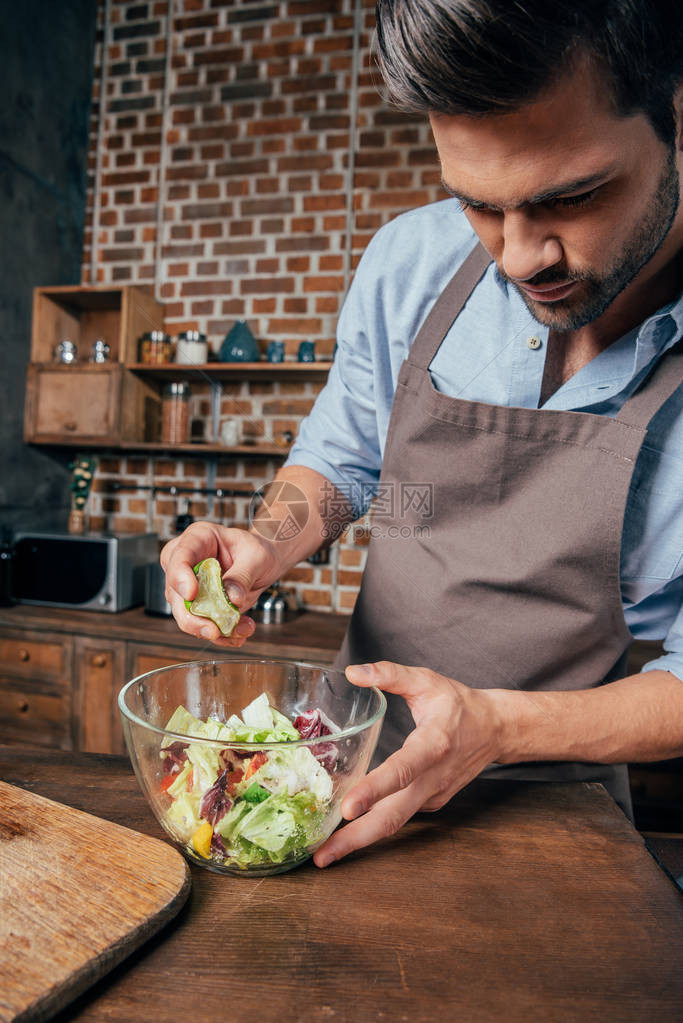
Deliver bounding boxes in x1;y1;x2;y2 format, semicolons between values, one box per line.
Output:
162;0;683;868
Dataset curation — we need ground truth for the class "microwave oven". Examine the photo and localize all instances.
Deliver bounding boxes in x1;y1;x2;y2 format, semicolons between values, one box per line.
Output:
12;532;159;612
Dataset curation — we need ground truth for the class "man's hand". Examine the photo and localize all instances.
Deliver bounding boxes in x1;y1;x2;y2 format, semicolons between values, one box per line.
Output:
160;521;281;648
313;661;503;867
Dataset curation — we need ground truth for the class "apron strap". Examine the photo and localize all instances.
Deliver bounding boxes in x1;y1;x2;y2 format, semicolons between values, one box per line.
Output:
409;242;492;370
615;337;683;430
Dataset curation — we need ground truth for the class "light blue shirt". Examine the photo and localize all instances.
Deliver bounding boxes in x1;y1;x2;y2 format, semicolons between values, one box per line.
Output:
286;200;683;681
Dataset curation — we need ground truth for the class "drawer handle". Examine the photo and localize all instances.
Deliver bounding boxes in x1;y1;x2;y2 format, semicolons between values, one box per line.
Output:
17;699;29;713
18;648;30;662
92;653;107;668
64;421;78;431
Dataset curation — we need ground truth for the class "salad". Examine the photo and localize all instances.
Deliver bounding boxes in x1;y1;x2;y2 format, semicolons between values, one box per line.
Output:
159;692;340;869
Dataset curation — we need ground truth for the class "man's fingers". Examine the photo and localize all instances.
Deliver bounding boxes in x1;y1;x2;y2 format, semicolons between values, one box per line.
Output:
346;660;436;700
340;727;444;820
163;524;225;601
314;782;429;868
165;586;256;648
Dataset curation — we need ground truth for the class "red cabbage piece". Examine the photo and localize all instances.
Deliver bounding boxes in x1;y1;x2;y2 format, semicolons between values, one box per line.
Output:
293;709;339;771
293;709;332;739
162;741;188;774
314;743;339;772
211;832;226;857
200;769;233;825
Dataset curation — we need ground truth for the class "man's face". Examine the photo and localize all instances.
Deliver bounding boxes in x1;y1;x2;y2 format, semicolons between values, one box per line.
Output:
430;59;682;332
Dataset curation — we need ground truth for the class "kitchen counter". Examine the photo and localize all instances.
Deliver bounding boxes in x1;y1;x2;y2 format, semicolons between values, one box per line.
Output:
2;744;682;1022
0;604;350;664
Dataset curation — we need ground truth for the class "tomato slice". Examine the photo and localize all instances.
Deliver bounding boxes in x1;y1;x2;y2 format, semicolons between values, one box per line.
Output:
244;752;268;780
160;773;176;794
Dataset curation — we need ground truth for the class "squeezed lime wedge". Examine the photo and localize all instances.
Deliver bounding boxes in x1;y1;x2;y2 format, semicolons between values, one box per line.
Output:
184;558;241;637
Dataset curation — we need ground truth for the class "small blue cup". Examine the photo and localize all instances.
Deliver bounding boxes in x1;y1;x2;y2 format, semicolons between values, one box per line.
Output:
266;340;285;363
298;341;316;363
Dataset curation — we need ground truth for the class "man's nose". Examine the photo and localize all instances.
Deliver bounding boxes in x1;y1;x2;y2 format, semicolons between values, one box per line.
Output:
500;209;563;282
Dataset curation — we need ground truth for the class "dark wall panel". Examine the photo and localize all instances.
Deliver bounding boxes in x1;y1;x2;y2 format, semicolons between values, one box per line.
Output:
0;0;98;531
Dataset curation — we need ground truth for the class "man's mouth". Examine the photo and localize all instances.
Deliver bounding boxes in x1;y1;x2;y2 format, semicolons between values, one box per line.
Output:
517;280;579;302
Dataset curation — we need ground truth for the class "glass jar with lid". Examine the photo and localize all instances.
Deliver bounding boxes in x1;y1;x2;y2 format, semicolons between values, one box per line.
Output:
161;382;191;444
175;330;208;365
139;330;172;364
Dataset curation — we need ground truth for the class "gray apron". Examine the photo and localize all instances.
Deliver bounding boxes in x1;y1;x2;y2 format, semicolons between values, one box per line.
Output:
335;243;683;819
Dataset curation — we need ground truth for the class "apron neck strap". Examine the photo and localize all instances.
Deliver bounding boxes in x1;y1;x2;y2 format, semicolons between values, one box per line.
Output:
409;242;492;370
615;337;683;429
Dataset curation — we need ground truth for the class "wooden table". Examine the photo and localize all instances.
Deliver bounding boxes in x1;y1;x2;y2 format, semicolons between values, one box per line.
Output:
2;745;682;1023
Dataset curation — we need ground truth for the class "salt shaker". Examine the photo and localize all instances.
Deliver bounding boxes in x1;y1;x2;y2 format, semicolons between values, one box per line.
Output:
89;338;110;363
54;339;78;364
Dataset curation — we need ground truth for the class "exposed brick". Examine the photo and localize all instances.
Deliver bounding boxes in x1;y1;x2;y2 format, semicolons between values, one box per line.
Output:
240;197;294;216
181;202;233;220
180;280;234;296
275;236;329;252
108;96;156;112
221;82;273;101
101;247;144;261
193;47;243;66
241;278;294;295
215;158;269;176
337;590;357;612
315;296;340;314
227;4;278;23
214;240;266;255
303;275;344;292
286;256;310;272
303;195;346;212
258;218;284;234
113;21;161;41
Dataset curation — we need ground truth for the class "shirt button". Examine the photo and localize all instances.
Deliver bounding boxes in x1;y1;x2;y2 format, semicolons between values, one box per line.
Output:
527;336;542;350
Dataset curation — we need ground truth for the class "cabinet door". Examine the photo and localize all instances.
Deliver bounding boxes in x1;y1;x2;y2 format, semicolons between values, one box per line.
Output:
74;637;127;755
24;363;122;443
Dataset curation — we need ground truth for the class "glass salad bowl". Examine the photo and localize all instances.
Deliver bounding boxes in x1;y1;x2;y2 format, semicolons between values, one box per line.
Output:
119;659;386;876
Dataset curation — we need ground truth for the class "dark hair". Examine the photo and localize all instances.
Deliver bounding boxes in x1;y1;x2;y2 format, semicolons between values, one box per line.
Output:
375;0;683;143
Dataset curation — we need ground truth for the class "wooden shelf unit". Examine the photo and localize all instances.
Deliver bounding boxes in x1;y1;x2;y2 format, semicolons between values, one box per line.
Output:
30;285;163;364
24;285;333;460
126;361;333;381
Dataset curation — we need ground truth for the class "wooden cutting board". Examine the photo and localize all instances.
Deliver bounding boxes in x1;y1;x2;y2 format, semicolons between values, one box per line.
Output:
0;780;190;1023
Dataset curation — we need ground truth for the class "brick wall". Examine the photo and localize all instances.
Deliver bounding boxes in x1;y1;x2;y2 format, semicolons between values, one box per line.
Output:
83;0;444;613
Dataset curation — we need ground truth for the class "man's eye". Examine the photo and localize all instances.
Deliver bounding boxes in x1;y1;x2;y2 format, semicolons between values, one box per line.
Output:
548;189;598;209
457;199;492;214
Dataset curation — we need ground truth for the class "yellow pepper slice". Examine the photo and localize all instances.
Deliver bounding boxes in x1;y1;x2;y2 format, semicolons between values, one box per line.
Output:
192;820;213;858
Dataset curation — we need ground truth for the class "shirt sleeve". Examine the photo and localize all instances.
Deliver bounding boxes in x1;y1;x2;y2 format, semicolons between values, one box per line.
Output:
284;248;384;521
637;574;683;681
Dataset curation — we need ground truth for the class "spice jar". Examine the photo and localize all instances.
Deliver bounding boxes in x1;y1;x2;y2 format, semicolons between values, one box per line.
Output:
139;330;172;364
161;382;190;444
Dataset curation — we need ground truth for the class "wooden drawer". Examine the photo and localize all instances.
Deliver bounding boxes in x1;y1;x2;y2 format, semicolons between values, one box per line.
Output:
0;676;72;750
0;630;71;680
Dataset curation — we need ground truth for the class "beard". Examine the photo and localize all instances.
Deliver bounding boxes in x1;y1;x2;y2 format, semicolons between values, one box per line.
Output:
501;149;680;331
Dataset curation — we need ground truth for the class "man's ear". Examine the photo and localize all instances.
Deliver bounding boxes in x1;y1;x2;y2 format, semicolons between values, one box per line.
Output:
675;82;683;152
